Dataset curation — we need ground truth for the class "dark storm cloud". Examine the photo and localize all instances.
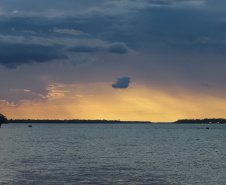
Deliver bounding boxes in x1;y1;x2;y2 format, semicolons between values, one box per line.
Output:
1;1;224;61
1;1;224;55
0;42;67;68
112;77;131;89
110;4;226;53
0;1;225;65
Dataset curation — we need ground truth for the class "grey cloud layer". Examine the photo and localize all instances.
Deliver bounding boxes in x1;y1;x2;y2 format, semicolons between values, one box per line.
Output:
0;16;131;68
1;0;225;52
0;0;225;68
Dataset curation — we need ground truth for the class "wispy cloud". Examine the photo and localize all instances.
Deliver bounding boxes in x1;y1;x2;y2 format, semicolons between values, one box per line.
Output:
53;28;87;36
68;42;131;54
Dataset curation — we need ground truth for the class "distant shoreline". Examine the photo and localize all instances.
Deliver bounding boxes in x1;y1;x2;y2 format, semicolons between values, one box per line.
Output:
6;119;152;124
3;118;226;124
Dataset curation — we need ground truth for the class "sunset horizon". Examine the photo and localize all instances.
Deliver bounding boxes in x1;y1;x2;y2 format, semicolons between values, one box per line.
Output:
1;0;226;123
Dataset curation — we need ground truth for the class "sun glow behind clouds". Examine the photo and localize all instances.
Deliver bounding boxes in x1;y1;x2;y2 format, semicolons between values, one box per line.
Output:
2;82;226;122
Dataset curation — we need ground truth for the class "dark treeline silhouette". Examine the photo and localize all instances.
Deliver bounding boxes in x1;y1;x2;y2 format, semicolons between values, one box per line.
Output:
0;113;7;127
175;118;226;124
8;119;151;124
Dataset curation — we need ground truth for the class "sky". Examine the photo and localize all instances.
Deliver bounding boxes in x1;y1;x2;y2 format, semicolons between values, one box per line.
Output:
1;0;226;122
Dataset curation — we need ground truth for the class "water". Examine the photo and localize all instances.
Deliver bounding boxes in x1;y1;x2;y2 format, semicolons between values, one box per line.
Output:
0;123;225;185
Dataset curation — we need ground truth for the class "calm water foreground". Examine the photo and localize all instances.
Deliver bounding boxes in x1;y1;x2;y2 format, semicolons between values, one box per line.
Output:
0;123;225;185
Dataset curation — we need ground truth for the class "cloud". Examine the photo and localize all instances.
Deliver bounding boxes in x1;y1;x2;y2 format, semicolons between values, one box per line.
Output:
112;77;131;89
53;28;87;36
0;42;67;68
107;42;130;54
2;3;222;55
67;45;100;53
68;42;130;54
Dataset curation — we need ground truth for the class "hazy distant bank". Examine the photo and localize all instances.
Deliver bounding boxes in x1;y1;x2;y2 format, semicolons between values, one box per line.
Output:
6;119;151;124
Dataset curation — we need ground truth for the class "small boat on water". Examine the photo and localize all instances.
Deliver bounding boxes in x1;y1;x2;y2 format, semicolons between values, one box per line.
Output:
28;125;32;127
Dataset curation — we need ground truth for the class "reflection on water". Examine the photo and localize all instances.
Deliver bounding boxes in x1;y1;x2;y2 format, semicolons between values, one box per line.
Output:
0;123;225;185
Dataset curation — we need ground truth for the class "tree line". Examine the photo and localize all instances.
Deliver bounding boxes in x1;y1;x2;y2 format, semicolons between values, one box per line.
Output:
0;113;151;124
174;118;226;124
0;113;7;127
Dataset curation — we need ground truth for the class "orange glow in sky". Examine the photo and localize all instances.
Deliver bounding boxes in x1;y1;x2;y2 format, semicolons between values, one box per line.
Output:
1;82;226;122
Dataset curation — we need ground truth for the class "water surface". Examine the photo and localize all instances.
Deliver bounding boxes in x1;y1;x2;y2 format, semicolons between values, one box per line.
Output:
0;123;225;185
